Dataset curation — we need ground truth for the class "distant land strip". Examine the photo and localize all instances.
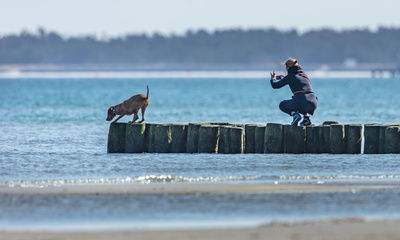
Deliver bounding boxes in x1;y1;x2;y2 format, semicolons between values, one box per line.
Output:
1;27;400;66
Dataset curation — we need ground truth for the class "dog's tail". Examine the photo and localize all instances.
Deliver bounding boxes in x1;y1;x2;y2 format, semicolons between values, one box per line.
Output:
146;85;149;99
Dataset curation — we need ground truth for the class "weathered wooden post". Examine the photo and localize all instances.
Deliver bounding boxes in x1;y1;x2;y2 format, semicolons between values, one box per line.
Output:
344;124;349;145
218;126;230;154
149;124;171;153
244;124;257;153
318;125;331;153
147;124;156;153
330;124;346;154
107;122;127;153
384;126;400;154
186;123;202;153
318;121;339;153
198;125;220;153
379;125;387;154
170;124;188;153
254;125;266;153
283;125;306;154
230;127;244;154
144;123;156;152
364;124;380;154
346;124;362;154
305;126;320;153
125;123;146;153
264;123;283;153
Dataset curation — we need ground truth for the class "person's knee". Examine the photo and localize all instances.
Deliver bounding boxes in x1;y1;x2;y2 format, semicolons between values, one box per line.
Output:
279;101;291;114
279;101;286;112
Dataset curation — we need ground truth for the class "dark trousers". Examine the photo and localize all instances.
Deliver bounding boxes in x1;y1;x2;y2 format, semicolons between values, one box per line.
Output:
279;93;318;116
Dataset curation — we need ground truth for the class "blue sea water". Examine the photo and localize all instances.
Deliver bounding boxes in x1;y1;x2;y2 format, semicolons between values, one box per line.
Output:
1;76;400;230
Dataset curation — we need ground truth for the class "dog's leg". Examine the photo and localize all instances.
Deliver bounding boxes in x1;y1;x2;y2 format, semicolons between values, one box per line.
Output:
138;105;148;123
112;115;124;123
132;113;139;123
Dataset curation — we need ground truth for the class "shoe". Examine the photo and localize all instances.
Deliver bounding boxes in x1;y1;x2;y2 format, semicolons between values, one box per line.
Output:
300;116;312;126
291;111;302;126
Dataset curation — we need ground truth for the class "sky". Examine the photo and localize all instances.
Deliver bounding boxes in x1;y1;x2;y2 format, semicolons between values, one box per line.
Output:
1;0;400;37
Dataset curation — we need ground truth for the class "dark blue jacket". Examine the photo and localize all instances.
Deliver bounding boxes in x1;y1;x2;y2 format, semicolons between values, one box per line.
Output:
270;65;313;94
270;65;318;115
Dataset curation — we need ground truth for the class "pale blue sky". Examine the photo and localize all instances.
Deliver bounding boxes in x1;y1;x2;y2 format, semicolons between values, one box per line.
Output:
1;0;399;37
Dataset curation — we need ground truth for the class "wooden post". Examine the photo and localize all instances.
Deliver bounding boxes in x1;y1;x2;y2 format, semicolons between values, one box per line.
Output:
317;126;330;153
264;123;283;153
364;124;380;154
305;126;320;153
198;125;220;153
244;124;257;153
149;124;171;153
330;124;346;154
107;122;126;153
144;123;156;153
125;123;146;153
384;126;400;154
283;125;306;154
346;124;362;154
230;127;244;154
378;125;387;154
186;123;202;153
254;125;266;153
170;124;188;153
218;126;230;154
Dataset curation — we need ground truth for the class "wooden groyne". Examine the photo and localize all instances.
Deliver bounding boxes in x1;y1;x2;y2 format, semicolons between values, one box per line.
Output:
108;122;400;154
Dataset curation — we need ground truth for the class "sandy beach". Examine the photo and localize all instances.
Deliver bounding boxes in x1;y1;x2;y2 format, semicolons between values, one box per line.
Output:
1;182;399;195
1;218;400;240
2;183;400;239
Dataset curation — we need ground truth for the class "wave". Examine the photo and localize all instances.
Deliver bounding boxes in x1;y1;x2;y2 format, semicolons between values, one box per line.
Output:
1;175;261;187
279;174;400;181
2;174;400;187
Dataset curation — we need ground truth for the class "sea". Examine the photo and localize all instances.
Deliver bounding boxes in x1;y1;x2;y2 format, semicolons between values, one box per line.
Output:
1;73;400;231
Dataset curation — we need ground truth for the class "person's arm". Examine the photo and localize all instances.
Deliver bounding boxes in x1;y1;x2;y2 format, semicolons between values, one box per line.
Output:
270;72;289;89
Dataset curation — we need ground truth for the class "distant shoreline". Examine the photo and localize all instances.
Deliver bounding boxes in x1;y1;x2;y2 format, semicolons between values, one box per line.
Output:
0;63;397;79
0;70;377;79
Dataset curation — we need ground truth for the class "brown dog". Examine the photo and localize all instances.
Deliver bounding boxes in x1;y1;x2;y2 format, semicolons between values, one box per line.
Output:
106;86;149;123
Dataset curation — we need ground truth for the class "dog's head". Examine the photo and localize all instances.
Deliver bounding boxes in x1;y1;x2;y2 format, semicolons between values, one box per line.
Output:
106;106;116;121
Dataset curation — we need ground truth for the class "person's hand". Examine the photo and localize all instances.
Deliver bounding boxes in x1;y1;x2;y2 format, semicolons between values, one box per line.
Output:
270;72;276;80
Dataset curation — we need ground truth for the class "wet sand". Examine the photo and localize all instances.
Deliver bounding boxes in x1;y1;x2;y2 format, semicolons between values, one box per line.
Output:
1;218;400;240
1;182;399;195
2;183;400;240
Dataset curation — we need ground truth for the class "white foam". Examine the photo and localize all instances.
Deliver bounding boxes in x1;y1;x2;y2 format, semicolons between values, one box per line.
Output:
279;174;400;181
1;175;261;187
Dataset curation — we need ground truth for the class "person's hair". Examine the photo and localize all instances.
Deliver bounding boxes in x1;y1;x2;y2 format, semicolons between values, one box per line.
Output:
284;58;299;69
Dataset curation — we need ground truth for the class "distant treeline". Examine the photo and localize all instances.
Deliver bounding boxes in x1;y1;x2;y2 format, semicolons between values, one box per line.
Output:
1;27;400;64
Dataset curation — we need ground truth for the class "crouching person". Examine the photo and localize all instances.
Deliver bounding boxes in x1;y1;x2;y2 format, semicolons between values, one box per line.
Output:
270;58;318;126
